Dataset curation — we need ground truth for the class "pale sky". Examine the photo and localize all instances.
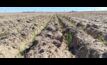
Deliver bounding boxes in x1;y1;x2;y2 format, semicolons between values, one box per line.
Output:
0;7;106;12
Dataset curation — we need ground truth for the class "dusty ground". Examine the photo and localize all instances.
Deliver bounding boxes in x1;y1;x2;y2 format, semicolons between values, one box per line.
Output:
0;12;107;58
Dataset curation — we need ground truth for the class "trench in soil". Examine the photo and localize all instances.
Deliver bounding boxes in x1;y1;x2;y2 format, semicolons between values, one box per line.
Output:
19;15;75;58
19;14;107;58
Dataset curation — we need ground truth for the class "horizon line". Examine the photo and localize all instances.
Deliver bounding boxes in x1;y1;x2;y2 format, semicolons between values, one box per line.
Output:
0;10;107;13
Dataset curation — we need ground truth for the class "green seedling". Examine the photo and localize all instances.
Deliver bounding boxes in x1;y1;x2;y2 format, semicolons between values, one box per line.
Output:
98;35;107;45
65;32;73;48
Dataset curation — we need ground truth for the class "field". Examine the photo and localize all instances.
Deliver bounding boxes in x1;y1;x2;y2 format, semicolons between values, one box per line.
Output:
0;12;107;58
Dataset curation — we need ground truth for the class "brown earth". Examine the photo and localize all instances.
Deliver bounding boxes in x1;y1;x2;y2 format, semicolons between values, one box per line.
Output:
0;12;107;58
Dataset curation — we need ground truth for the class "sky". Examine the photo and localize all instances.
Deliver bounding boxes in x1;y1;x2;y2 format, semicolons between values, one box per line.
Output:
0;7;107;12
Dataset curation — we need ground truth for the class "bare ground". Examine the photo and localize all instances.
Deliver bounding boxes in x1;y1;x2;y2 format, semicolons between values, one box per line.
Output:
0;12;107;58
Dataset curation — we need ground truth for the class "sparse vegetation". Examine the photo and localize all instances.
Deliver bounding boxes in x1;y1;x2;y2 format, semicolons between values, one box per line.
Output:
0;12;107;58
98;35;107;45
65;32;73;48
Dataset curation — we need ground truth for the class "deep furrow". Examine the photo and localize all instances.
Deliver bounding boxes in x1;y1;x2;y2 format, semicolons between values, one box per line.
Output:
0;12;107;58
62;15;107;45
23;15;75;58
0;15;52;58
57;15;107;58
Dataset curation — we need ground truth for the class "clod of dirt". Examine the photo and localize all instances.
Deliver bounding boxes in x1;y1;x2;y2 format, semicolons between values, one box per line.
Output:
46;25;57;32
26;21;30;23
104;34;107;41
64;27;77;35
92;24;99;29
54;31;63;42
53;40;62;48
76;22;84;28
39;49;44;53
17;19;21;22
46;31;53;38
102;52;107;58
0;36;7;40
